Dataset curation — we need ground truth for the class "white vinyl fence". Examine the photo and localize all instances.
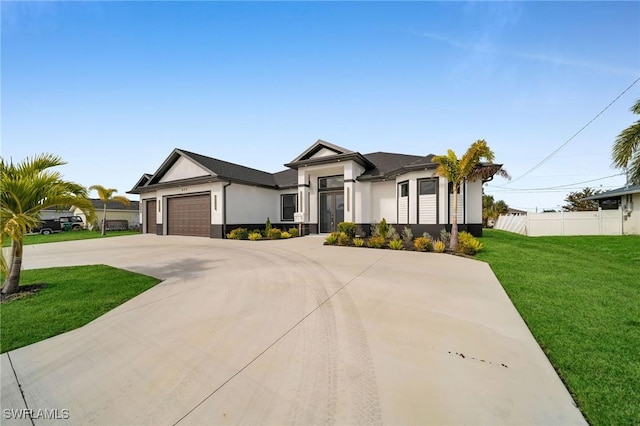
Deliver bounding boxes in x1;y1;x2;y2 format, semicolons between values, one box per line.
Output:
495;208;623;236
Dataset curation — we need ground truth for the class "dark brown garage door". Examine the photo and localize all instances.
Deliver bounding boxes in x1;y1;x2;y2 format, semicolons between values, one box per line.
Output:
146;200;157;234
167;194;211;237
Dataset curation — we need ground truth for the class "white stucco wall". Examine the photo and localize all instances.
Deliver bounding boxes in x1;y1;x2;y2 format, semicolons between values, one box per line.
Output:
370;180;397;223
159;156;210;183
144;182;222;229
623;193;640;235
226;184;279;225
466;179;483;224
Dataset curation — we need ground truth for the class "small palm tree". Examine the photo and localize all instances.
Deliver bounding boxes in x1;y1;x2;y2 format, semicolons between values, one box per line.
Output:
89;185;131;236
612;98;640;185
1;154;96;294
432;140;509;250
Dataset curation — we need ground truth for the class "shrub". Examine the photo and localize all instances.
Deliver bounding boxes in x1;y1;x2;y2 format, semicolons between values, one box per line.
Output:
252;229;262;235
386;227;400;241
281;231;291;239
288;227;299;238
433;240;446;253
267;228;282;240
413;236;433;252
353;237;365;247
337;222;356;238
263;217;272;237
422;232;433;240
325;232;339;245
248;232;262;241
337;232;351;246
388;239;404;250
355;226;366;237
226;227;249;240
367;235;386;248
371;218;389;238
439;228;451;247
457;231;483;255
402;226;413;243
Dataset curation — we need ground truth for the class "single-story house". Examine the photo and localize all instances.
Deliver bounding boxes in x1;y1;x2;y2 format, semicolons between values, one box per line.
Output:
128;140;505;238
72;199;140;231
584;184;640;235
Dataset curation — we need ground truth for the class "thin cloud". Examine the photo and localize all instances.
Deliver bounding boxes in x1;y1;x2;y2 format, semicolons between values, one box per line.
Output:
411;31;637;77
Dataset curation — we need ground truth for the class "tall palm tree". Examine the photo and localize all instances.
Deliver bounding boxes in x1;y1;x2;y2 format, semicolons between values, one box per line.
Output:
1;154;96;294
89;185;131;236
612;98;640;185
432;140;509;250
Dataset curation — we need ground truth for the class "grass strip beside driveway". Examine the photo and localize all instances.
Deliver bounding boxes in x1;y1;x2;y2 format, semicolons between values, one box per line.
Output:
1;265;161;353
477;229;640;425
2;230;141;247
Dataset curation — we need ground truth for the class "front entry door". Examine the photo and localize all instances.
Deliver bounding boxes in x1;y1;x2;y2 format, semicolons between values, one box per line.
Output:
320;192;344;233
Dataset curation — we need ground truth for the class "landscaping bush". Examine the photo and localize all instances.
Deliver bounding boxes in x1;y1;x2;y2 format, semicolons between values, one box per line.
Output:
252;229;262;236
386;227;399;241
388;239;404;250
422;232;433;240
281;231;291;239
367;235;386;248
371;218;389;237
226;227;249;240
325;232;339;245
355;226;366;237
433;240;446;253
402;226;413;243
337;222;356;238
263;217;272;237
439;228;451;248
288;227;299;238
267;228;282;240
337;232;351;246
413;236;433;252
457;231;483;255
248;232;262;241
353;237;365;247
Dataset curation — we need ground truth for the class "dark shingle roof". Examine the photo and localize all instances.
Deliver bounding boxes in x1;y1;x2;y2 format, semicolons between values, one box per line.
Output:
360;152;435;178
91;199;138;210
273;169;298;188
583;185;640;200
179;149;278;187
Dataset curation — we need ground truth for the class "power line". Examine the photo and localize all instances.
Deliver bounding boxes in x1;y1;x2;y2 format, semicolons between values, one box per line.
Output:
505;76;640;185
487;172;624;192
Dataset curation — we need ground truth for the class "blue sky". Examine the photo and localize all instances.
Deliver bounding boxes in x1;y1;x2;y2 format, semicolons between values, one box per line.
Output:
2;1;639;211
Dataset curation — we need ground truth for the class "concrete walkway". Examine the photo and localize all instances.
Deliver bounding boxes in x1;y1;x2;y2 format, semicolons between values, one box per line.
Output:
1;235;586;425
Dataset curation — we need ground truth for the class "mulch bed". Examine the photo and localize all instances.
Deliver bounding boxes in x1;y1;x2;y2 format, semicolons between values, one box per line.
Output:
0;283;47;304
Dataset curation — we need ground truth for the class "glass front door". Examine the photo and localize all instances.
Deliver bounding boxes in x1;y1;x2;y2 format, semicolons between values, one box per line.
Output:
319;192;344;233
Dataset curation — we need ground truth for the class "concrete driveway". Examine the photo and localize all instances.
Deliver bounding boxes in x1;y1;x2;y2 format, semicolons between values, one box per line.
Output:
1;235;585;425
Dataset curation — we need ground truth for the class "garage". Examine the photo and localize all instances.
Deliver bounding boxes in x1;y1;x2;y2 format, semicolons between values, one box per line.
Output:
146;200;157;234
167;194;211;237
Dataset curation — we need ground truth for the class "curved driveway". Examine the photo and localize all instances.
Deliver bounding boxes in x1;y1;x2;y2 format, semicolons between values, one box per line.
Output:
1;235;585;425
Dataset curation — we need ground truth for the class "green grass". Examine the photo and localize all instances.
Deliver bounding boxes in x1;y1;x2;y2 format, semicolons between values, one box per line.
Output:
1;265;161;353
477;229;640;425
3;230;140;247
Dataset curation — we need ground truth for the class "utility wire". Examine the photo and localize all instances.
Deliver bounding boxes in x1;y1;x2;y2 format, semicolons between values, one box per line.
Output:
488;172;624;191
506;76;640;185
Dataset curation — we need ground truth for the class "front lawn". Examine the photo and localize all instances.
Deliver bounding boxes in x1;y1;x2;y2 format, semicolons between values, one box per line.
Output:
477;229;640;425
2;230;140;247
1;265;160;353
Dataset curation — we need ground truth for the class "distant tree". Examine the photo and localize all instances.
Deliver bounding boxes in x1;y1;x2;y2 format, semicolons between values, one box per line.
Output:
482;195;509;227
612;98;640;185
89;185;131;236
433;140;509;249
1;154;95;294
562;187;601;212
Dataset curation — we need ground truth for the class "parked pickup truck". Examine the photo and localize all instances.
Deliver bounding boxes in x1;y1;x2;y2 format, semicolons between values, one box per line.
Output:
33;216;85;234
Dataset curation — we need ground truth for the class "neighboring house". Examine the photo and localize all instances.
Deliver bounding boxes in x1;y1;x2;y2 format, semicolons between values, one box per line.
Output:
128;140;505;238
584;185;640;235
507;207;528;216
72;199;140;230
39;207;74;220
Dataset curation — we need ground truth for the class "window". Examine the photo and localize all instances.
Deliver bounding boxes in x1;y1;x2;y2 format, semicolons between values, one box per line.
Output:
419;179;436;195
600;197;620;210
400;182;408;197
319;176;344;190
281;194;297;221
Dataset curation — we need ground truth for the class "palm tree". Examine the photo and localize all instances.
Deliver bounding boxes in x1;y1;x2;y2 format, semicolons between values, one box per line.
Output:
89;185;131;236
1;154;96;294
432;140;509;250
612;98;640;185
